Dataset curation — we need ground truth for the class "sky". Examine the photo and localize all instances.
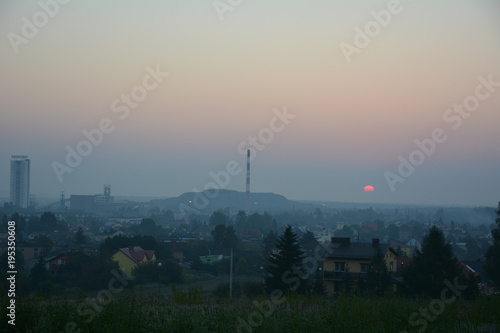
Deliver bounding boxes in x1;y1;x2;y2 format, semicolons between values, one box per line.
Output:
1;0;500;207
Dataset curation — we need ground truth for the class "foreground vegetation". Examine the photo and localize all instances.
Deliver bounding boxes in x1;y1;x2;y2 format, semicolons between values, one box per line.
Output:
2;292;499;333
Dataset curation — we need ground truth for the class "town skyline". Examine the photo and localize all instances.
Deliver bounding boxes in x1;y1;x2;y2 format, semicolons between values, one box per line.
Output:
1;1;500;207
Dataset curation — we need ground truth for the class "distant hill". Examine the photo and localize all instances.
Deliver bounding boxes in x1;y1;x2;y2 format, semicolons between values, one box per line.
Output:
149;190;301;213
147;191;496;225
148;190;483;215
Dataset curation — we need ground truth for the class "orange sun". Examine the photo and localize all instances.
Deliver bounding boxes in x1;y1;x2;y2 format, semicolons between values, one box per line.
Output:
364;185;375;192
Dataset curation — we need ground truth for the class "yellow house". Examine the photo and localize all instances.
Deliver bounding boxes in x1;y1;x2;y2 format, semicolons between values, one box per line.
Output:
112;246;156;277
389;240;414;258
399;246;413;258
322;237;398;295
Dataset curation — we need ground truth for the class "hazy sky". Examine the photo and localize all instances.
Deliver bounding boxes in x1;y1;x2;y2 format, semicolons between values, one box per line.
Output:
1;0;500;207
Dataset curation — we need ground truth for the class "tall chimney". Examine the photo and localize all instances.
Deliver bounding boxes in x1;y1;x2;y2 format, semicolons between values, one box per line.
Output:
246;149;250;199
245;149;251;212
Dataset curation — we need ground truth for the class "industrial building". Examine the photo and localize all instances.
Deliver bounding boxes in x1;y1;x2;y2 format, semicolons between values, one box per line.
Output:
70;185;114;212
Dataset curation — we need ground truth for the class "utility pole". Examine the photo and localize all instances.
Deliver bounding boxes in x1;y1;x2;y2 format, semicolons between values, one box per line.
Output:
229;247;233;298
245;149;250;213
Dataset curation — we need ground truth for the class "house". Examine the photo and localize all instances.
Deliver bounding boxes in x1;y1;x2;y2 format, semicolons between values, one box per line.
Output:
45;253;69;274
108;230;128;238
397;257;413;271
461;260;485;282
322;237;398;295
0;241;44;262
172;251;184;264
315;229;335;243
388;240;414;257
47;231;71;247
27;231;48;240
242;228;264;242
112;246;156;277
407;238;422;252
361;222;378;232
164;240;185;264
199;254;224;264
458;260;481;281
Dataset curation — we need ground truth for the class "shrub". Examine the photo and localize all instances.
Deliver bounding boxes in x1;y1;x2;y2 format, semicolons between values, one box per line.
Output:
240;280;265;298
212;282;242;298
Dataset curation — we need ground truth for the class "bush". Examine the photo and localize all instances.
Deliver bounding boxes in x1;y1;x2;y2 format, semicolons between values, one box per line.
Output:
6;294;500;333
191;258;230;276
235;258;249;275
212;282;242;298
171;285;204;305
240;281;265;298
133;260;183;286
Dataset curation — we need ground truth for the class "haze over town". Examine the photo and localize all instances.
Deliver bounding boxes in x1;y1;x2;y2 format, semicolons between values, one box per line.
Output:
2;1;500;207
3;2;500;333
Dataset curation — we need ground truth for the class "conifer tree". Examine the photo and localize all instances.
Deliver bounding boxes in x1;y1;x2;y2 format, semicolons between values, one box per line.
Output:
367;245;390;295
485;202;500;289
402;226;463;298
265;225;306;294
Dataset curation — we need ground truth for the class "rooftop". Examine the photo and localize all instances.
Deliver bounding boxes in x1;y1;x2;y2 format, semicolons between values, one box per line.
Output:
323;237;396;260
117;246;155;265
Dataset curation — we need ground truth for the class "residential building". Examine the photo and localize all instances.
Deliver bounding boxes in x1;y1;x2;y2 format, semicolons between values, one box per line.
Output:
0;241;44;262
164;240;185;264
397;257;413;270
242;227;264;242
112;246;156;277
315;229;335;243
10;155;30;208
406;238;422;252
336;222;346;231
322;237;398;295
45;253;69;274
389;239;414;257
199;254;224;264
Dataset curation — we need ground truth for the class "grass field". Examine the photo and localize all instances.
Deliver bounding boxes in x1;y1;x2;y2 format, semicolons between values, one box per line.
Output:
2;292;499;333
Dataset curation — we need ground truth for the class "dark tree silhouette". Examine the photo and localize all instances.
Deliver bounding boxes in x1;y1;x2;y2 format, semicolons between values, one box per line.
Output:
311;268;327;296
34;235;54;253
37;212;57;231
262;231;278;260
138;218;157;235
209;211;231;226
75;227;87;244
265;225;306;295
30;256;48;288
300;231;320;256
234;210;248;231
366;245;390;295
485;202;500;289
402;226;465;298
211;224;238;255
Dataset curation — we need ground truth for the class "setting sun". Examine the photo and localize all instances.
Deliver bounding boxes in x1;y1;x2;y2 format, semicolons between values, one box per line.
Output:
364;185;375;192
